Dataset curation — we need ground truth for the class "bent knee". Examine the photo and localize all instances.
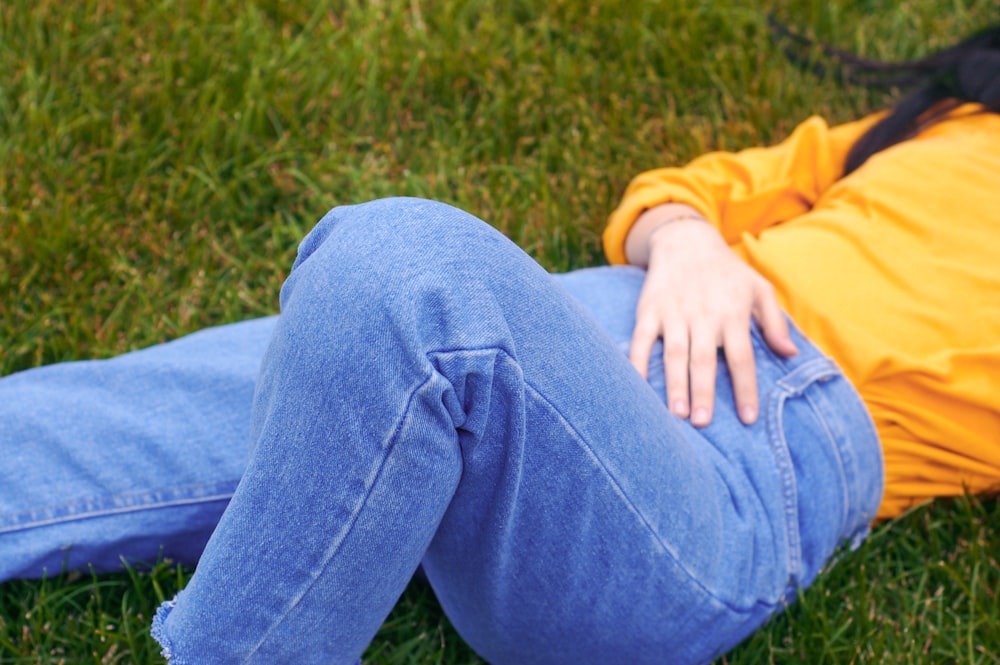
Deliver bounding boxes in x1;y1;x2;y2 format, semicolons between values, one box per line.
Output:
292;197;491;272
279;197;522;310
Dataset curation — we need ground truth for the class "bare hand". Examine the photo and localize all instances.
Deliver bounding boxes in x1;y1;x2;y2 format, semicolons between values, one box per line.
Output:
628;215;798;427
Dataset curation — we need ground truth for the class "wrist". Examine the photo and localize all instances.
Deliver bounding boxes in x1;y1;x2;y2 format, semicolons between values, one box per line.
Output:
646;213;708;241
625;203;709;267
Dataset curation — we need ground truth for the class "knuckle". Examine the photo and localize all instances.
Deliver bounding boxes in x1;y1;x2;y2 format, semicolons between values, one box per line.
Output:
726;343;754;365
689;357;716;373
633;317;661;337
733;372;758;395
664;340;688;359
689;348;717;367
728;358;754;377
667;382;688;397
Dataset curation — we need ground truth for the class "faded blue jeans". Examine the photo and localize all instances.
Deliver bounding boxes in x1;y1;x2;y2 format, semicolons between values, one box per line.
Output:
0;198;883;664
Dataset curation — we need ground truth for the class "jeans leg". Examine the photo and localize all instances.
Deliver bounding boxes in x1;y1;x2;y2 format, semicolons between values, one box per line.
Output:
152;198;880;665
0;317;275;581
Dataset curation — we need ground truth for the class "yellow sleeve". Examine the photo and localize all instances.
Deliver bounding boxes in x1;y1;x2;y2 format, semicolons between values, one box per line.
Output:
603;114;881;264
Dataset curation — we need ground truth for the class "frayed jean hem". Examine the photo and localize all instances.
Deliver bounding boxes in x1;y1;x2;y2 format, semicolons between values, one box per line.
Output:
152;595;362;665
151;598;184;664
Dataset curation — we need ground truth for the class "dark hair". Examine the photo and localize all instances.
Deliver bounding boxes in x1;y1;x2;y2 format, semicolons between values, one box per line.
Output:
769;17;1000;175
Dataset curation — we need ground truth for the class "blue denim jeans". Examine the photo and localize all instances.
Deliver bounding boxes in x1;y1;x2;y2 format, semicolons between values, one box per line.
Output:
0;198;883;664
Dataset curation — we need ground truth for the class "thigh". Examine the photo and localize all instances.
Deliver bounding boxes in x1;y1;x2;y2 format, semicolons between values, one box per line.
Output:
0;316;276;580
427;265;882;665
418;265;771;664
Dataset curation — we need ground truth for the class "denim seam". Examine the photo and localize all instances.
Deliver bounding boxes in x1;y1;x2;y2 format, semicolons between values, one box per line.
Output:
764;382;801;595
243;369;439;663
521;381;762;616
0;483;240;534
769;358;845;598
802;390;852;541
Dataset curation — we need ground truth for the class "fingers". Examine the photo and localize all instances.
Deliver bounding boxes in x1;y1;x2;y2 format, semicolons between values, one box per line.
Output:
686;326;718;427
633;307;736;428
723;327;759;425
628;229;790;429
662;323;691;420
753;281;799;357
631;313;697;421
628;317;659;381
632;308;696;421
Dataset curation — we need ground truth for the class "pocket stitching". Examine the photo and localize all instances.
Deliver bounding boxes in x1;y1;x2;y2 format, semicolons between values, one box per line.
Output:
765;358;844;602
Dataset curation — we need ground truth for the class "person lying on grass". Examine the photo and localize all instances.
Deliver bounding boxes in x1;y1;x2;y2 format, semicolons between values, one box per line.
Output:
1;23;998;665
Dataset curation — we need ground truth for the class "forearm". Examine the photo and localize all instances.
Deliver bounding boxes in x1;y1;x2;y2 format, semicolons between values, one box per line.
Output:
607;115;877;266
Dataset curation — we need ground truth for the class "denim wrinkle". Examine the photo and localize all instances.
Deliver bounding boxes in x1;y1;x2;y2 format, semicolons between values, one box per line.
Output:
0;483;238;534
244;368;445;661
521;380;749;615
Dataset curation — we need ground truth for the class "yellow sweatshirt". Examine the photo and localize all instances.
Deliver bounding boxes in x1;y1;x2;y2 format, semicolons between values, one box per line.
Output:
604;106;1000;519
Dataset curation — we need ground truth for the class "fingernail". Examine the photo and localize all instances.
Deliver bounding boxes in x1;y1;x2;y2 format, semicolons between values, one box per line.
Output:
741;405;758;424
672;400;688;417
692;407;709;426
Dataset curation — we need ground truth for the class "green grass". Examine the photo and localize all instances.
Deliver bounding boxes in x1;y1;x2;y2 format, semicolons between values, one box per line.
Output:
1;0;998;662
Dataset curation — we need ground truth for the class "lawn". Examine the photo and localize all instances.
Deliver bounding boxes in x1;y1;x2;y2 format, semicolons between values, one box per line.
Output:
1;0;998;662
